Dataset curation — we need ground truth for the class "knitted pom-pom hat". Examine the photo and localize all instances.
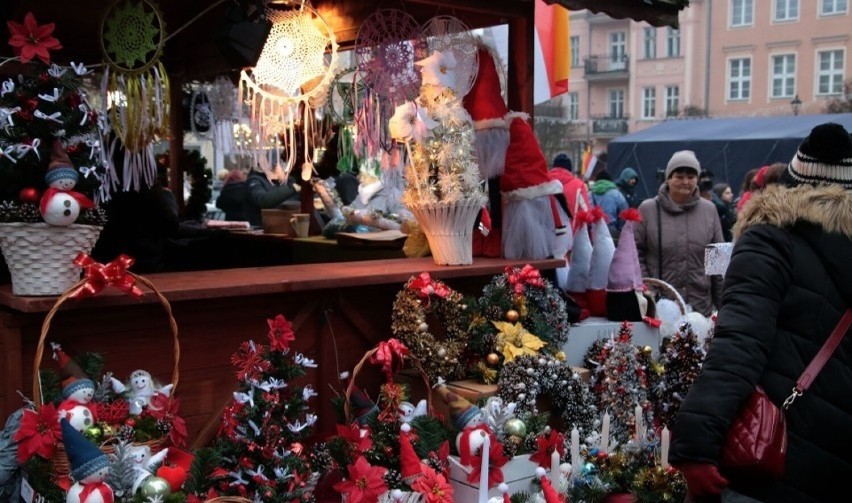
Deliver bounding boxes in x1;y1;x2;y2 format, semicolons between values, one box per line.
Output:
784;122;852;188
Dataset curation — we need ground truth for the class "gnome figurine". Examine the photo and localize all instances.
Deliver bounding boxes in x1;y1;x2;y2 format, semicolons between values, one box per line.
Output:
40;139;94;226
433;382;489;456
606;208;655;323
53;344;98;432
399;423;423;485
61;418;114;503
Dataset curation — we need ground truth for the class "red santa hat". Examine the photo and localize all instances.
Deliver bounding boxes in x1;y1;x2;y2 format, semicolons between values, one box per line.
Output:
587;207;615;317
606;209;653;322
498;482;510;503
535;467;561;503
399;423;423;484
463;44;510;180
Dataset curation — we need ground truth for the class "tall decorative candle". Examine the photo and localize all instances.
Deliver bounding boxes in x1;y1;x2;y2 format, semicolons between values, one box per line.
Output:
551;449;561;488
600;411;611;452
634;404;645;441
478;433;491;503
570;426;580;471
661;426;670;469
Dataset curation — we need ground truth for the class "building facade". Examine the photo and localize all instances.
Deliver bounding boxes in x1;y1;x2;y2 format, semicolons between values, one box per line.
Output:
556;0;850;163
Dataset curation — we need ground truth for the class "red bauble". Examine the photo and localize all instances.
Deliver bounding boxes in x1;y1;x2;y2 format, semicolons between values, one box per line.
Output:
19;187;41;203
67;144;80;154
25;98;38;111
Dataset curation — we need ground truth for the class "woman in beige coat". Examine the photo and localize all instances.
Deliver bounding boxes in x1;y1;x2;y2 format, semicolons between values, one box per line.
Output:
634;150;724;316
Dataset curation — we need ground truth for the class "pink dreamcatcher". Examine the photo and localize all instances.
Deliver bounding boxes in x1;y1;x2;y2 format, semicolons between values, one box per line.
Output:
355;9;423;106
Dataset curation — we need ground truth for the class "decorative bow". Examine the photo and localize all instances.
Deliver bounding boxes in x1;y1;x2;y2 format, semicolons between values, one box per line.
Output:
38;88;61;102
368;338;410;380
506;264;545;295
0;146;16;163
47;65;67;78
79;166;99;179
79;104;90;126
407;272;451;299
34;109;63;123
0;106;21;126
86;139;100;159
15;138;40;159
69;253;144;299
79;481;114;503
71;61;91;76
1;79;14;97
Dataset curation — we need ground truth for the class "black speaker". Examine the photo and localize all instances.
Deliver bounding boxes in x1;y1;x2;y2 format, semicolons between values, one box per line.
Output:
214;4;272;69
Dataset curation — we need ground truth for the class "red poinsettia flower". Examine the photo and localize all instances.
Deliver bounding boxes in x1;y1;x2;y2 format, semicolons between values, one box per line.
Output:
336;423;373;453
412;465;454;503
267;314;296;352
13;403;61;463
7;12;62;65
333;456;388;503
147;393;188;447
530;430;566;468
465;437;509;488
231;341;271;382
428;440;451;477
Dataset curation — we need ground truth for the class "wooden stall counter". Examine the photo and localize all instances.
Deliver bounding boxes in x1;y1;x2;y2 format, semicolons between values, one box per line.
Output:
0;257;562;447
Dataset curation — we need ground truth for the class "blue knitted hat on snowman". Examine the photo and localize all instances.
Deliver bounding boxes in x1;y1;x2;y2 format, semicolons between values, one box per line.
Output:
62;377;96;400
61;418;110;482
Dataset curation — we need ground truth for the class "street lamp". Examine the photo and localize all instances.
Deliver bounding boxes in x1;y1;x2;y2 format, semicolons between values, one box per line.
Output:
790;94;802;116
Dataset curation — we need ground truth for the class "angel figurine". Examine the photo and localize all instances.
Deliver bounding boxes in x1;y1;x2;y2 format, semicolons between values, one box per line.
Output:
111;370;174;415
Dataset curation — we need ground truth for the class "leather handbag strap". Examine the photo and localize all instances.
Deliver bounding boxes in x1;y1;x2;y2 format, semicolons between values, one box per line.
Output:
785;309;852;408
656;199;663;279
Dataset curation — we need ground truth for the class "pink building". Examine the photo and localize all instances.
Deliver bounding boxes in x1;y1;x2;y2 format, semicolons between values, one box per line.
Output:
557;1;850;161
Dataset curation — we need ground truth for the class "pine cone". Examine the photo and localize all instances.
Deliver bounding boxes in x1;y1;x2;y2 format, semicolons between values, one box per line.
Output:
117;424;135;442
384;468;403;488
17;203;42;223
156;418;173;435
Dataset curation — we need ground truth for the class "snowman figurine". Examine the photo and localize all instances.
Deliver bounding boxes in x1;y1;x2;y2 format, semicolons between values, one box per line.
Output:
39;139;94;226
58;377;98;432
61;418;114;503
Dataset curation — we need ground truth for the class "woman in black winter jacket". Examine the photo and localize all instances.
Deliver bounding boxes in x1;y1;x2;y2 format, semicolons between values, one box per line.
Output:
670;123;852;503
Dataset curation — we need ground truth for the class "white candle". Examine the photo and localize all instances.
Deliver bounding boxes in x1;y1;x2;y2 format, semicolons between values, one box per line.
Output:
478;433;490;503
634;404;645;441
661;426;670;469
570;426;580;470
600;412;610;452
551;449;561;489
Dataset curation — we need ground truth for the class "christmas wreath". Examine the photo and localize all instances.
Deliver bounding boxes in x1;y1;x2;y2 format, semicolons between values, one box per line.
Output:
496;354;597;435
468;265;570;373
391;272;471;382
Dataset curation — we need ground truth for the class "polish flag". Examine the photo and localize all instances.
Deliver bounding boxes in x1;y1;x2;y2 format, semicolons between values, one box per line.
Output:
534;0;570;104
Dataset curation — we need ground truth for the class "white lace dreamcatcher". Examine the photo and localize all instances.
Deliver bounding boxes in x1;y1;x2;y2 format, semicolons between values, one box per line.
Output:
238;1;338;179
206;76;239;158
418;15;479;97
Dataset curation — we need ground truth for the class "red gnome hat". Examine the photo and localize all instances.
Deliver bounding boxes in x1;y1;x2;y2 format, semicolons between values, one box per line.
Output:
462;44;510;180
498;482;511;503
399;423;423;484
536;467;561;503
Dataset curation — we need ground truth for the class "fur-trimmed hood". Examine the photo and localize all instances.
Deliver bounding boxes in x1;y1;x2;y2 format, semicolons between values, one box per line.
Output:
734;183;852;239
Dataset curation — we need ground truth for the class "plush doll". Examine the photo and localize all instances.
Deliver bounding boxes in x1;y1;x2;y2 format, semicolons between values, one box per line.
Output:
53;344;98;431
398;399;427;423
129;445;169;494
111;370;174;415
61;418;114;503
40;139;94;226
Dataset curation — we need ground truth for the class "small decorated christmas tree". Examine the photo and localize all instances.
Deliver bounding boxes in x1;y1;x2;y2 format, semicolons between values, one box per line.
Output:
655;322;707;428
191;314;319;501
589;322;652;443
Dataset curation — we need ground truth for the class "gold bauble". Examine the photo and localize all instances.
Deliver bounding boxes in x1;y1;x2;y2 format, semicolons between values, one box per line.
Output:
140;476;171;498
641;345;653;356
555;351;567;362
504;418;527;438
486;353;500;366
83;425;102;442
506;309;520;322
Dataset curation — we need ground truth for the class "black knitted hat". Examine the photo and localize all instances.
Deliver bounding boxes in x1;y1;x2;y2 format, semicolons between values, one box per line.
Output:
785;122;852;188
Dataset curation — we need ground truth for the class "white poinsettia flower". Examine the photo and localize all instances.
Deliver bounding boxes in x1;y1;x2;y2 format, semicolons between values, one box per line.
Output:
416;50;458;90
388;101;438;143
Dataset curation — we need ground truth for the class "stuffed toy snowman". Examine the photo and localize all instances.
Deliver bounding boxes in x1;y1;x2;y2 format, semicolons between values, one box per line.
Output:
61;418;114;503
39;139;94;226
53;344;98;431
111;369;174;415
433;382;488;453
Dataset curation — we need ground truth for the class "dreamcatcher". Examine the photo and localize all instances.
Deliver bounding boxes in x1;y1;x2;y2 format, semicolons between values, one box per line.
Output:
99;0;170;191
418;15;479;98
206;76;239;158
183;87;212;134
355;9;422;107
238;1;338;180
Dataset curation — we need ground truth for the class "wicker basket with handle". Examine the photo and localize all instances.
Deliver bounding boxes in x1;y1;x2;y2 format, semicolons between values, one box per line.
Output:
33;272;180;478
643;277;687;316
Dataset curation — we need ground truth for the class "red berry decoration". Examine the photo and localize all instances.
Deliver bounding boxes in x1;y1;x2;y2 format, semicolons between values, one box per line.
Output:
19;187;41;203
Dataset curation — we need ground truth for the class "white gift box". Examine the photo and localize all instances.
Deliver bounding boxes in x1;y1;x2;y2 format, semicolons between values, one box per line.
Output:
449;453;537;500
561;317;661;366
705;242;734;276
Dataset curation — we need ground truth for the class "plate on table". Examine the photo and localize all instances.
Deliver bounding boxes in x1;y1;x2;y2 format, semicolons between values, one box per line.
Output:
335;230;408;249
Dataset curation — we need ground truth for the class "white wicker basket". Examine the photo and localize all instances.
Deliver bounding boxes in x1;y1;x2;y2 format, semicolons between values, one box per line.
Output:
408;199;482;266
0;222;102;296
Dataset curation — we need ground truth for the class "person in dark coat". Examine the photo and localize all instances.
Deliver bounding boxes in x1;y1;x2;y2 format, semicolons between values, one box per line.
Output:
615;166;640;208
711;182;735;242
670;122;852;503
244;165;298;227
215;169;249;221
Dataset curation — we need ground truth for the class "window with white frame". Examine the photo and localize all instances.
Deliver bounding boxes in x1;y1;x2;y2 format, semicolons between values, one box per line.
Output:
821;0;848;15
570;36;580;67
608;89;625;118
642;87;656;118
666;27;680;57
665;86;680;116
817;49;845;95
643;28;656;59
771;54;796;98
728;58;752;100
610;32;627;70
566;92;579;120
775;0;799;21
731;0;754;26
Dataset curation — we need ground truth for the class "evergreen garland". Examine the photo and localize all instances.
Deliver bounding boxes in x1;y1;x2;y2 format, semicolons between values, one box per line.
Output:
655;322;706;428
